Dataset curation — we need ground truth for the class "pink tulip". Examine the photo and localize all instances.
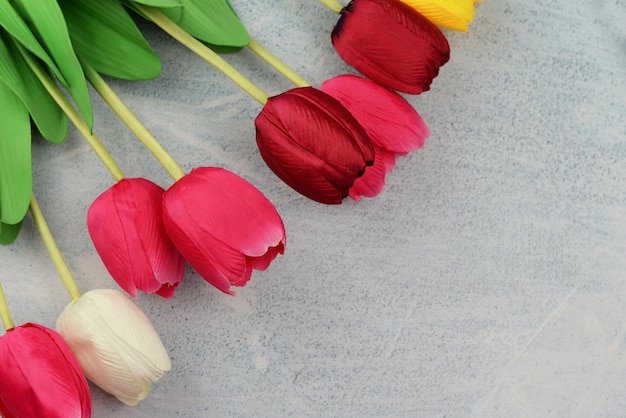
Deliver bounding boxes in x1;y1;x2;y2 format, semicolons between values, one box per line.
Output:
255;86;375;204
0;323;92;418
320;74;429;200
331;0;450;94
87;178;185;298
162;167;286;295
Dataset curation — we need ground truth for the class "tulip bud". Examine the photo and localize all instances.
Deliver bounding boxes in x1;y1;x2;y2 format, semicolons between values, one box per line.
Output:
0;323;92;418
331;0;450;94
87;178;186;299
255;86;375;204
56;289;171;406
162;167;286;295
398;0;477;31
319;74;429;199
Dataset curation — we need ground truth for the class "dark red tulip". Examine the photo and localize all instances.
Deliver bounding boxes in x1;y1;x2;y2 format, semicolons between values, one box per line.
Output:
87;178;185;298
0;323;92;418
255;86;374;204
331;0;450;94
162;167;286;295
320;74;429;200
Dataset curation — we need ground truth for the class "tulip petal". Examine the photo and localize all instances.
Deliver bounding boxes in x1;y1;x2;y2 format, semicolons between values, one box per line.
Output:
0;323;92;418
255;87;375;204
162;167;286;294
88;178;185;298
320;74;429;154
349;147;396;201
56;289;171;406
399;0;475;31
166;167;285;257
256;120;360;203
161;202;247;295
332;0;450;94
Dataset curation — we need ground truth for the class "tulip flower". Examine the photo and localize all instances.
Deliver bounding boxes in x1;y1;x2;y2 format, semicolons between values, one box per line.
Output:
87;178;186;299
331;0;450;94
56;288;171;406
398;0;478;31
162;167;286;295
319;74;429;200
0;323;92;418
255;86;375;204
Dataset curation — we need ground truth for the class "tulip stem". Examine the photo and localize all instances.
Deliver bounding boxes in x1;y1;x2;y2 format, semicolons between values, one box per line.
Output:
318;0;345;14
247;39;311;87
81;61;186;181
132;3;269;105
29;194;82;301
16;43;125;182
0;283;15;332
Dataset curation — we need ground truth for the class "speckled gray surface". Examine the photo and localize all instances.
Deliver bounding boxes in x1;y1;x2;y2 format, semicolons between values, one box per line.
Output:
2;0;626;416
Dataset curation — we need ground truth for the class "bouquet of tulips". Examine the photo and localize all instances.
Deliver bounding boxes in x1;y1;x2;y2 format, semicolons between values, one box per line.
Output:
0;0;482;415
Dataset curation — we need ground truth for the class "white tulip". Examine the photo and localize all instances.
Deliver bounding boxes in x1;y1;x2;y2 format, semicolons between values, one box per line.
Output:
56;288;171;406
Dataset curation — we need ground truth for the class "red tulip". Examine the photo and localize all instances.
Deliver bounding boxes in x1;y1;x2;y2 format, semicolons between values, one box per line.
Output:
331;0;450;94
0;323;92;418
161;167;286;295
320;74;429;200
87;178;185;299
255;86;375;204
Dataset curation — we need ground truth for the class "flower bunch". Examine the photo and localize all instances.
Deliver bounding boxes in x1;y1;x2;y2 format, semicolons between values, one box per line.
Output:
0;0;484;413
129;3;432;204
30;194;172;406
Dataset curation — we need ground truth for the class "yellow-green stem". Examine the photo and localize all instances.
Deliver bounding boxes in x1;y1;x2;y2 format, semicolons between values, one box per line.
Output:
82;61;186;181
318;0;345;13
17;44;125;182
0;283;15;332
133;3;269;105
247;39;311;87
29;194;81;301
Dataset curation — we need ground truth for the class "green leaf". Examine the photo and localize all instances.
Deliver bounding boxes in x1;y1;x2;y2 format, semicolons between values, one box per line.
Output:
131;0;181;8
123;0;182;28
162;0;249;47
205;43;244;54
9;0;93;129
0;81;31;225
0;220;22;245
0;0;66;83
0;31;68;143
60;0;162;80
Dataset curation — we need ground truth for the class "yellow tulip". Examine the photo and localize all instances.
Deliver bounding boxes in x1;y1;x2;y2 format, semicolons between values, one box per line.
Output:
399;0;477;32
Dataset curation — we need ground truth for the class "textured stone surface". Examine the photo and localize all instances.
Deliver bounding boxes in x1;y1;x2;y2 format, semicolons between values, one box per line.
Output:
2;0;625;416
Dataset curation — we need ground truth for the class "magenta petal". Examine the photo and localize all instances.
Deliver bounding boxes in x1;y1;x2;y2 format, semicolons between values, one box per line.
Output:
87;178;185;298
349;147;397;200
320;74;429;154
162;167;286;294
0;323;92;418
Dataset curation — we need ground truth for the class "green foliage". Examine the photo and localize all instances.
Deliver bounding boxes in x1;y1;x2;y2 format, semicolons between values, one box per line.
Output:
0;81;31;226
60;0;162;80
0;221;22;245
0;0;93;128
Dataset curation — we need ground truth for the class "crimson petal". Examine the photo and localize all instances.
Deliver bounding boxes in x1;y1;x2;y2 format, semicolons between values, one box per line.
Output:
255;86;374;204
332;0;450;94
